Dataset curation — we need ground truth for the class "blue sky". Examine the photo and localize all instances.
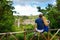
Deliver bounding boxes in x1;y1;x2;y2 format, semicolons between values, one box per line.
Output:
13;0;56;16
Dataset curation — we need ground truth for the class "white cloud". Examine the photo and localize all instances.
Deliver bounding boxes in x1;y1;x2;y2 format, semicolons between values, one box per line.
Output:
13;0;56;16
52;1;56;6
13;5;41;16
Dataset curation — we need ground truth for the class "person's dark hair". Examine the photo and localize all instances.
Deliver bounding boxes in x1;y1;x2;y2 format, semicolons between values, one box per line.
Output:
39;14;43;18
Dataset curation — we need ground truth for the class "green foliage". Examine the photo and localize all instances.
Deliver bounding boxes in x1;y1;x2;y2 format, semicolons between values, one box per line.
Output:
25;24;34;30
18;24;34;31
47;11;60;28
56;0;60;11
16;34;24;40
0;0;15;32
37;7;41;12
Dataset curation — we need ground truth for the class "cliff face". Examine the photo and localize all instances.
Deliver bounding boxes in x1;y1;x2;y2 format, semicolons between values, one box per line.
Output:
22;19;35;25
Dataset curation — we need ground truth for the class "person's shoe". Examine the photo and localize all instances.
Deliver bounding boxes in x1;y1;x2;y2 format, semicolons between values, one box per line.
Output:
34;32;37;36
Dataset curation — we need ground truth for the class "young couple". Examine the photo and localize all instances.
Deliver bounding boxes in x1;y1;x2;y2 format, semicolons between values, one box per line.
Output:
35;13;50;33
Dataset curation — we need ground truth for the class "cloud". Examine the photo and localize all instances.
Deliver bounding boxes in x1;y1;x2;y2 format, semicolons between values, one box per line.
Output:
52;1;56;5
13;0;56;9
13;0;56;16
13;5;41;16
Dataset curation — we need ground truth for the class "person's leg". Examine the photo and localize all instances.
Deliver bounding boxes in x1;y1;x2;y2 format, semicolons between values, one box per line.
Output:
40;33;48;40
34;31;37;36
44;26;49;32
30;32;37;40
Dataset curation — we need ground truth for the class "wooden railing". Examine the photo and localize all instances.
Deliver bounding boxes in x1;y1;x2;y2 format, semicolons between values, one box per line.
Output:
0;29;60;40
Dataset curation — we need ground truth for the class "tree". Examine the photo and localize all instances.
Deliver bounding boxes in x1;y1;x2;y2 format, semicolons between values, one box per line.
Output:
37;7;47;15
56;0;60;11
37;7;41;12
47;1;60;29
0;0;15;32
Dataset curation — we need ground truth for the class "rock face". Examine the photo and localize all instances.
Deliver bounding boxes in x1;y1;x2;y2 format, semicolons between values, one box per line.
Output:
14;19;35;26
22;19;35;25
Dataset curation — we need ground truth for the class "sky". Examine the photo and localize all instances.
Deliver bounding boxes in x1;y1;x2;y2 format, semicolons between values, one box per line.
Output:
13;0;56;16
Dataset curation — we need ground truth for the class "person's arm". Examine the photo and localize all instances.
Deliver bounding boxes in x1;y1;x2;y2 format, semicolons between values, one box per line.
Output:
42;16;49;26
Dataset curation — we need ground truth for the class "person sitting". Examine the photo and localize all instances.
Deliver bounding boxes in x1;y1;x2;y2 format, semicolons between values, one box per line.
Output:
34;13;50;33
42;16;50;32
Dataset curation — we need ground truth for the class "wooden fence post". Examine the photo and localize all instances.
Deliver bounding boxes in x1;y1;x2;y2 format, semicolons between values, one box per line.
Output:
59;36;60;40
6;33;9;40
48;30;50;40
24;29;26;40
